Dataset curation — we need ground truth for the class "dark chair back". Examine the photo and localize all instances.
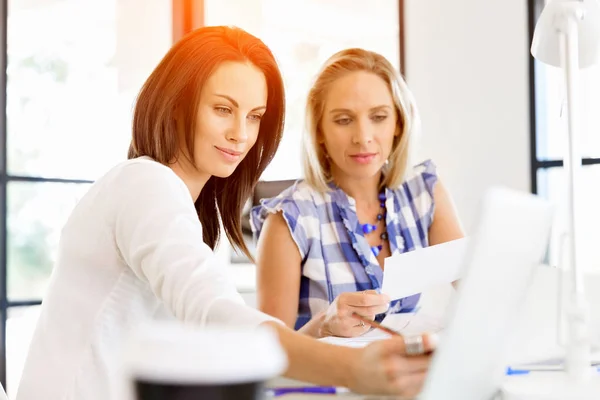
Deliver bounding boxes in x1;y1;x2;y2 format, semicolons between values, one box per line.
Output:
241;179;297;235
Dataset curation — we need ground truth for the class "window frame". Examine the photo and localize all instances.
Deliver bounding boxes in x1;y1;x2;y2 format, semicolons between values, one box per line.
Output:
528;0;600;196
0;0;203;389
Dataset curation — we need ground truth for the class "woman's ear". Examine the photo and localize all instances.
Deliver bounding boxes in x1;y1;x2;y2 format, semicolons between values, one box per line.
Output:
395;109;404;137
175;111;186;137
316;128;325;144
174;104;185;122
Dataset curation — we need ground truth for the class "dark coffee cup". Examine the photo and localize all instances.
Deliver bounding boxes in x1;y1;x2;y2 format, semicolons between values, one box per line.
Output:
120;322;287;400
134;379;264;400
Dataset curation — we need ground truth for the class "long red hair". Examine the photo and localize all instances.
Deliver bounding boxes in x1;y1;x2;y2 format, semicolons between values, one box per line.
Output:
128;26;285;259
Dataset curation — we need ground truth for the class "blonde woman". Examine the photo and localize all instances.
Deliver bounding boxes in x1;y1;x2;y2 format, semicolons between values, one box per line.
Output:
251;48;464;339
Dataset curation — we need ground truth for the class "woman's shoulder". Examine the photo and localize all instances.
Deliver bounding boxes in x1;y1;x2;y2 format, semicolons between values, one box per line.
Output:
87;157;193;220
256;180;326;212
99;157;187;193
407;159;437;181
388;159;438;204
249;180;329;234
109;156;176;179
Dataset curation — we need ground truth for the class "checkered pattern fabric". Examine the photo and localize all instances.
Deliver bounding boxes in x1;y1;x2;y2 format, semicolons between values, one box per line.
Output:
251;160;438;330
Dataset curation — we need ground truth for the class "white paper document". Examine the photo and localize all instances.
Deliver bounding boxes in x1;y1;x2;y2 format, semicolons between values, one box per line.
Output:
381;237;469;300
319;312;445;348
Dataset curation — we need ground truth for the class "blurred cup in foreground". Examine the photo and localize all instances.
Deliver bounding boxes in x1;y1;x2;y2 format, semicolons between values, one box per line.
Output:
120;321;288;400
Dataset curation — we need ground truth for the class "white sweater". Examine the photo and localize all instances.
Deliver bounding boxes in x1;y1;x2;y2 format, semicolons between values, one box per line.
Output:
15;157;275;400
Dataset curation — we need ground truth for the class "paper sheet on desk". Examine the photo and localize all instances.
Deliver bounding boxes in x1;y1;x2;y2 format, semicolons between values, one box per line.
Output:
319;313;445;348
381;238;469;300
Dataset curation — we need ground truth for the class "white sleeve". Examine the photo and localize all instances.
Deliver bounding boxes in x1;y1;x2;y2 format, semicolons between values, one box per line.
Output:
110;160;278;327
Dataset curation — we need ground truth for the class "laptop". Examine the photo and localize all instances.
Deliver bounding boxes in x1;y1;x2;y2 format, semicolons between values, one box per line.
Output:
419;186;554;399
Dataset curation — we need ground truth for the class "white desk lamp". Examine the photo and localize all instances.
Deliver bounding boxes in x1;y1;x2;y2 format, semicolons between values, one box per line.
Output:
503;0;600;398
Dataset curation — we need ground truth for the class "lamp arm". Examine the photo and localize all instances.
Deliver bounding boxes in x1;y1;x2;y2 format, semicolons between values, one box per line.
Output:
557;5;592;380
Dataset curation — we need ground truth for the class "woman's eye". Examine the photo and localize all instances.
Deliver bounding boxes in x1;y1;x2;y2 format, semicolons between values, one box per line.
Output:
334;118;351;126
215;106;232;115
372;115;388;122
248;114;263;122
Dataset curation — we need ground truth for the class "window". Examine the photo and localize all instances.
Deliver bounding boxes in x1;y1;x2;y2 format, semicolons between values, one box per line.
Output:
529;0;600;272
2;0;173;394
204;0;402;263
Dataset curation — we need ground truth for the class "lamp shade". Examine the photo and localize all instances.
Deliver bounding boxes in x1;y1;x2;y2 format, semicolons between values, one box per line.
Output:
531;0;600;68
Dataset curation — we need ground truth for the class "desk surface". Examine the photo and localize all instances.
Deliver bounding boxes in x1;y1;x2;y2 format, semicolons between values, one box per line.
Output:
269;373;600;399
267;377;401;399
276;396;393;399
273;395;384;399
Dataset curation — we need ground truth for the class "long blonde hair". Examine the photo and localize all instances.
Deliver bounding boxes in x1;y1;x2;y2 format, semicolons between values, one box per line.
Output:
302;48;420;192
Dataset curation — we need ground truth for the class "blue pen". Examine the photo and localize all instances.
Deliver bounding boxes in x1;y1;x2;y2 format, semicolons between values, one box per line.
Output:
506;366;600;375
506;366;531;376
265;386;350;397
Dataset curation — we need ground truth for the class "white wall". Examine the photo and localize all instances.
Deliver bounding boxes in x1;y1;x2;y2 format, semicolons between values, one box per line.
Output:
221;0;534;268
405;0;532;233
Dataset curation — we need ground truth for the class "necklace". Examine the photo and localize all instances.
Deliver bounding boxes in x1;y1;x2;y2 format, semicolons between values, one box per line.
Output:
359;192;389;257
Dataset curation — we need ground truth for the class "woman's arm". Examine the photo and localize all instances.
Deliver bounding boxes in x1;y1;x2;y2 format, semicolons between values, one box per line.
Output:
264;320;436;396
256;212;389;338
428;178;465;246
254;212;311;329
428;178;465;289
113;161;271;326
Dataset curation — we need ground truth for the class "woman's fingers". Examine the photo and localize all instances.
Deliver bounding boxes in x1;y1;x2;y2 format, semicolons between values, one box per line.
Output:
389;371;429;399
383;333;439;355
341;291;390;308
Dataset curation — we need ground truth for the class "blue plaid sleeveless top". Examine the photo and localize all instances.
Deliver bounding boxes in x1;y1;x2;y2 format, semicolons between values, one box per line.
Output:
251;160;437;330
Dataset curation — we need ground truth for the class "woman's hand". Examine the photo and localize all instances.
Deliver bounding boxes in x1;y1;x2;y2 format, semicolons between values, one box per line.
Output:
317;290;390;338
346;333;437;396
265;322;437;397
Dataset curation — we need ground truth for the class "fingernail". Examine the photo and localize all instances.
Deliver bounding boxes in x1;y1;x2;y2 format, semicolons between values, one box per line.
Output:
427;332;440;349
